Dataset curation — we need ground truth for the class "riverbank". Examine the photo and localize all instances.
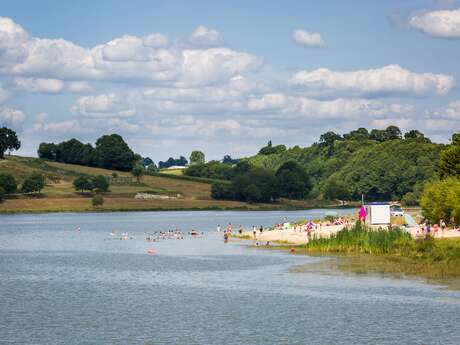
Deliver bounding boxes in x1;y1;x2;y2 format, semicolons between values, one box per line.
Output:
234;222;460;289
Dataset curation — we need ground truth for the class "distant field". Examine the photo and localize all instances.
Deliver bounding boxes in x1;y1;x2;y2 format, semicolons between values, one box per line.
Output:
159;168;184;175
0;156;322;213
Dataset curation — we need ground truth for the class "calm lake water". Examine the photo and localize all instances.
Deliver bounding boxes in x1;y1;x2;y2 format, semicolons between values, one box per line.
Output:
1;210;459;345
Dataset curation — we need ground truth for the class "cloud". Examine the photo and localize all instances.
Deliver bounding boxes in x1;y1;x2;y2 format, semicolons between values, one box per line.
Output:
7;77;92;93
0;107;26;127
71;93;135;118
190;25;223;46
0;85;9;103
0;17;258;87
290;64;455;98
409;8;460;38
292;29;325;47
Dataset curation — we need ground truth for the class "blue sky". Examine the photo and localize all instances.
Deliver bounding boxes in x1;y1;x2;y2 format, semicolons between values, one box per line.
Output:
0;0;459;161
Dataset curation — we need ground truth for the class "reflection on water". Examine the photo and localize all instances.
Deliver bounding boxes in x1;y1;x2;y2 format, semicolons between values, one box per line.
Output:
1;210;459;345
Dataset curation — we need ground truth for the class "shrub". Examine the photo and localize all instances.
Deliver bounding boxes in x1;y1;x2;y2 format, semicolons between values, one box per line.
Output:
92;194;104;207
0;172;17;194
0;186;5;201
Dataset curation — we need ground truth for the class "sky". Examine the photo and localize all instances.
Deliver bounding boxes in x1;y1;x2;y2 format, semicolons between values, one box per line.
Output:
1;0;460;161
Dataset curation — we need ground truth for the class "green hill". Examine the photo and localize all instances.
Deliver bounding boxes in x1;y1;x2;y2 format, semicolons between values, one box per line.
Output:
0;155;319;213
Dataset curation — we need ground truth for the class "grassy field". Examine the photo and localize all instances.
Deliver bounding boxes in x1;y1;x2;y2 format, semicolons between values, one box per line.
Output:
0;156;324;213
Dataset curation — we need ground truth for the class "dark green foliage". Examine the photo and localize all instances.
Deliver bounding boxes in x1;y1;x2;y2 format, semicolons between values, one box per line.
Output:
258;141;287;155
95;134;136;171
211;182;234;200
439;133;460;178
92;194;104;207
222;155;239;164
343;128;369;141
143;157;153;167
73;176;93;192
21;172;45;194
0;186;4;201
189;150;205;165
91;175;109;192
0;172;17;194
37;133;137;171
401;192;418;206
247;127;440;201
322;177;350;201
275;161;311;199
37;143;57;159
404;129;430;142
0;127;21;159
185;161;235;180
146;164;158;175
158;156;188;169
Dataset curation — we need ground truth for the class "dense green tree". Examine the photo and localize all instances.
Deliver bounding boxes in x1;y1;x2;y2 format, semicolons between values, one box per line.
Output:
385;126;402;140
37;143;57;160
258;141;286;155
222;155;239;164
0;127;21;159
190;150;205;165
21;172;45;194
275;161;311;199
439;133;460;178
131;165;145;183
91;175;109;192
73;176;93;192
211;182;233;200
0;172;17;194
231;167;279;202
420;177;460;225
369;129;387;142
0;186;5;201
143;157;153;167
158;156;188;169
95;134;136;171
404;129;429;142
146;164;158;175
322;177;350;201
319;131;342;147
343;128;369;141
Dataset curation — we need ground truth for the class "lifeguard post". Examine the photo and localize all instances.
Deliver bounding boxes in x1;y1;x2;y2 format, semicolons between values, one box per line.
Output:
365;202;391;225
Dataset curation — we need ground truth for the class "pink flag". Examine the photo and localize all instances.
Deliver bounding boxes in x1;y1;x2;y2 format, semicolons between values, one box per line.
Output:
359;206;367;222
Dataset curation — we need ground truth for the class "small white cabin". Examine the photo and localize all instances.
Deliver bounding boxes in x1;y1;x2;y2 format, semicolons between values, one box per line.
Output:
365;202;391;225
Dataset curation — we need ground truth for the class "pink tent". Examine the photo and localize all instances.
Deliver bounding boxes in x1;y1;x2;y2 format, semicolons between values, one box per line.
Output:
359;206;367;222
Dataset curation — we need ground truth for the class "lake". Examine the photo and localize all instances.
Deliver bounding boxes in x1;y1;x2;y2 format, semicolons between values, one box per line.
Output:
1;210;459;345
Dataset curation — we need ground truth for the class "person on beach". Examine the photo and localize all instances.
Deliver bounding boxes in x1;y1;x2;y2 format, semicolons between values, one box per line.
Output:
252;226;257;239
238;225;243;235
217;225;221;232
259;225;263;234
223;232;228;243
227;223;233;234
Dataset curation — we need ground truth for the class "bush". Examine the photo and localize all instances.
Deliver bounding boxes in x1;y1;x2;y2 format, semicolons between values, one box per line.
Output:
91;175;109;192
0;186;5;201
0;172;17;194
21;172;45;194
92;194;104;207
420;177;460;225
211;182;234;200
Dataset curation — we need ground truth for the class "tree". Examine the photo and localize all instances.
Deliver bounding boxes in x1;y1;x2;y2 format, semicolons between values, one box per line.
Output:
0;186;4;202
420;177;460;225
92;194;104;207
343;128;369;141
131;165;145;183
143;157;153;167
73;176;93;193
322;177;350;201
222;155;239;164
384;126;402;140
275;161;311;199
0;172;17;194
369;129;387;142
319;131;342;147
95;134;136;171
37;143;57;160
91;175;109;192
439;133;460;178
21;172;45;194
0;127;21;159
190;151;205;165
404;129;429;142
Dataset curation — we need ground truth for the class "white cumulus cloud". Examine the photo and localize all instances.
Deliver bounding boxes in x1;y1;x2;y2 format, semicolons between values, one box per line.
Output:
71;93;135;118
0;107;26;127
190;25;223;46
409;8;460;38
292;29;325;47
290;64;455;98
